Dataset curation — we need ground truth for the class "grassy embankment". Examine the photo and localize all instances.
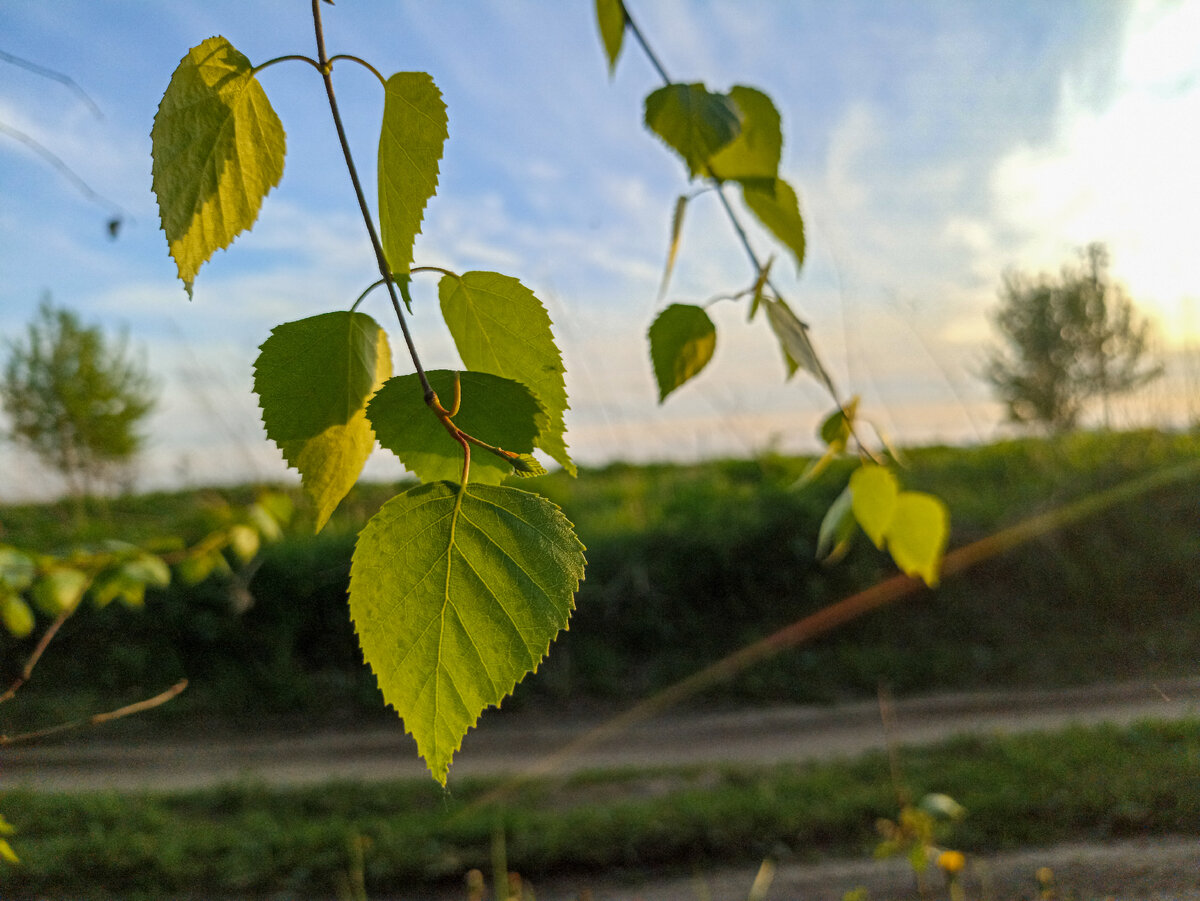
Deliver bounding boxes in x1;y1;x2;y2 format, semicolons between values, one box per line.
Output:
3;428;1198;725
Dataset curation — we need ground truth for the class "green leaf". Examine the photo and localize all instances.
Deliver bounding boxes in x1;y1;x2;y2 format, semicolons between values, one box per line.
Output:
744;177;806;272
849;464;899;550
378;72;448;277
509;453;547;478
707;86;781;184
648;303;717;402
369;370;542;485
177;552;221;586
644;83;741;178
438;271;574;475
887;491;950;588
227;524;261;563
659;194;689;299
32;567;89;615
0;547;36;592
151;36;286;297
816;485;856;563
819;396;860;450
254;312;392;530
1;593;35;639
747;255;774;322
349;481;585;785
595;0;626;75
764;297;824;381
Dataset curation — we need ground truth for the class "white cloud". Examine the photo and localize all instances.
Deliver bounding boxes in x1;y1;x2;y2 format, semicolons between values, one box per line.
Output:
987;0;1200;345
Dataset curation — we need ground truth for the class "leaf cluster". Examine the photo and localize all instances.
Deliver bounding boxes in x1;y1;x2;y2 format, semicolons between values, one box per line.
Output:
151;17;584;784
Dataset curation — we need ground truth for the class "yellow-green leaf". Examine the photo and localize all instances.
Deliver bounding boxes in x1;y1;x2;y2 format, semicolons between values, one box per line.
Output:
1;593;35;639
369;370;542;485
744;177;805;272
644;83;741;178
707;86;781;184
439;272;574;476
378;72;447;277
151;36;286;297
659;194;689;299
595;0;626;75
816;485;856;563
763;297;824;382
886;491;950;588
349;481;585;784
648;303;717;402
32;567;89;615
849;465;899;550
254;312;392;530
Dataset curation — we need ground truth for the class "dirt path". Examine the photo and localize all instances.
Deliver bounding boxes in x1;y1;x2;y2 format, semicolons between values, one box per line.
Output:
7;677;1200;792
6;678;1200;899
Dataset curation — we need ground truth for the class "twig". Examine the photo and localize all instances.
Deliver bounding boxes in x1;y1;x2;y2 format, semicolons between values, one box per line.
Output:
0;606;73;705
0;679;188;747
309;0;435;405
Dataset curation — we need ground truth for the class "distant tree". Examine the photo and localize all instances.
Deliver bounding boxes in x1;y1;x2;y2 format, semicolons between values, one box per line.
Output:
983;243;1163;431
1;299;157;498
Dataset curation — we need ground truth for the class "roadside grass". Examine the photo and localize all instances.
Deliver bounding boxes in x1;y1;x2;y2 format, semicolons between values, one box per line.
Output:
3;718;1198;899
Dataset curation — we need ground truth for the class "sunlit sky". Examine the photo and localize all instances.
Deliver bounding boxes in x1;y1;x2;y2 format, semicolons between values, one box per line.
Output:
2;1;1198;499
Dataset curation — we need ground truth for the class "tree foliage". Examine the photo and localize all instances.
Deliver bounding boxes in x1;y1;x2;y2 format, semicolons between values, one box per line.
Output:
983;243;1162;431
1;299;157;498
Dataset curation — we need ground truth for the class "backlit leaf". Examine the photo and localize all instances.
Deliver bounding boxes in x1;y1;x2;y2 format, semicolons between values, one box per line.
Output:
254;312;392;530
744;177;805;272
648;303;717;402
1;593;34;639
764;297;825;382
887;491;950;588
439;271;574;475
659;194;689;299
349;481;585;784
227;524;261;563
708;86;781;184
819;396;860;450
0;547;35;592
32;567;88;615
747;255;774;322
595;0;626;75
151;36;286;297
644;83;741;178
369;370;542;485
849;464;899;550
378;72;447;277
816;485;856;563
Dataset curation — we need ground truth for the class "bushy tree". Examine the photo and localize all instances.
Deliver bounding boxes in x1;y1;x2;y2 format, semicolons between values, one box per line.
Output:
983;243;1162;431
2;299;157;497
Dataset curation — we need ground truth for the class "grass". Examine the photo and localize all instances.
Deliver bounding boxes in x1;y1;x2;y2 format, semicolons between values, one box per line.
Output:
2;718;1198;899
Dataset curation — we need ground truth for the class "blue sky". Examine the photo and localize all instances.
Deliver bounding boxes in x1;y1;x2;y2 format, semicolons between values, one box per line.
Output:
2;1;1197;498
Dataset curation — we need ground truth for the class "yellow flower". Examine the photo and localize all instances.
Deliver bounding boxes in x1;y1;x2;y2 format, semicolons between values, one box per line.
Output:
937;849;966;874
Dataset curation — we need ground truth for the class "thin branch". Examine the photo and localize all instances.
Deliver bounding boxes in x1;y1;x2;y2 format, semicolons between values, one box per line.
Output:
620;2;839;399
0;680;188;747
0;49;103;117
0;122;126;218
310;0;435;403
0;606;73;705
